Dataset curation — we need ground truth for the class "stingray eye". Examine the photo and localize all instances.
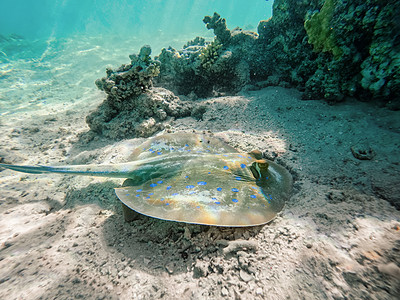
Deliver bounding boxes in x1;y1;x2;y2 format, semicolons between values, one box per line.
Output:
250;164;260;180
256;160;269;170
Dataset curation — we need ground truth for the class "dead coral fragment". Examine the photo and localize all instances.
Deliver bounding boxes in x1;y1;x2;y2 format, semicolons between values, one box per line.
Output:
218;239;258;255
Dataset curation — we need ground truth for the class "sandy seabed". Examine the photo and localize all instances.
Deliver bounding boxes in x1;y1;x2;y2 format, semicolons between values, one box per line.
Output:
0;37;400;300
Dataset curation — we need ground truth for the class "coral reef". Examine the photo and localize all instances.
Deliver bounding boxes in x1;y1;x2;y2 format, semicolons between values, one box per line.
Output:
86;87;192;139
256;0;400;105
155;13;258;97
94;45;160;109
203;12;232;45
199;39;223;70
155;2;399;105
304;0;343;59
88;1;399;135
359;3;400;100
304;0;343;58
86;46;192;139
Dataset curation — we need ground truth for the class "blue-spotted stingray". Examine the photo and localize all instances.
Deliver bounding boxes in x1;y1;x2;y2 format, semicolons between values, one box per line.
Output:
0;132;292;227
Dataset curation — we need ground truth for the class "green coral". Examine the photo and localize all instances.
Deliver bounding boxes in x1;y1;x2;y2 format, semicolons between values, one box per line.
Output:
199;39;223;70
304;0;343;59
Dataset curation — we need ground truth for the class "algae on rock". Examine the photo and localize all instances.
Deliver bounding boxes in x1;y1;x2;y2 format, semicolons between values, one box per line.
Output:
304;0;343;59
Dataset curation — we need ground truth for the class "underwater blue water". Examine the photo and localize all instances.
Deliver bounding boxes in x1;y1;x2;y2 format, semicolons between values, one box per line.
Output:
0;0;273;115
0;0;273;39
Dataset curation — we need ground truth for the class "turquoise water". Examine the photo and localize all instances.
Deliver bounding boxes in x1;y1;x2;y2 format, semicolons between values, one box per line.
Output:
0;0;272;114
1;0;272;39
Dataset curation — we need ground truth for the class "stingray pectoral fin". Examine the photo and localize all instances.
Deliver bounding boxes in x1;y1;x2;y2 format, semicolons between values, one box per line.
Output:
114;182;283;227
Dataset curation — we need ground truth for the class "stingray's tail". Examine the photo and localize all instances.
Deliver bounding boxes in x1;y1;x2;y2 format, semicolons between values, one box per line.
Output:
0;163;134;178
0;163;60;174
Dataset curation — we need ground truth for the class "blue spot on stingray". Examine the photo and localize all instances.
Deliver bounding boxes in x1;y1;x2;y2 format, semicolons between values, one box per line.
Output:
157;180;163;184
211;197;217;200
148;148;153;152
198;181;207;185
196;206;200;209
185;175;189;178
235;177;242;181
240;164;246;168
172;193;178;196
136;189;142;192
232;188;239;192
248;156;252;159
238;154;243;157
150;183;157;187
166;203;170;206
146;196;150;199
217;187;222;191
126;193;130;196
251;186;257;190
208;172;211;174
186;185;195;189
160;198;164;201
265;177;269;180
223;166;229;170
215;202;221;205
250;195;257;199
188;191;195;195
185;144;189;147
157;152;162;155
136;194;140;197
187;149;191;152
232;199;239;203
148;193;154;196
166;186;172;190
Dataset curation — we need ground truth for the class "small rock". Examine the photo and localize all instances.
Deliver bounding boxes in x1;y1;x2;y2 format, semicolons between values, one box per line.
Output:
184;227;191;239
330;287;343;300
256;287;263;295
165;262;175;274
221;287;229;297
350;143;375;160
193;261;208;278
378;262;400;278
239;269;253;282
